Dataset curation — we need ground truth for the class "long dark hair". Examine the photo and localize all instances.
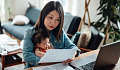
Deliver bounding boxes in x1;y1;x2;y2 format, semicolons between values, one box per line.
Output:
35;1;64;41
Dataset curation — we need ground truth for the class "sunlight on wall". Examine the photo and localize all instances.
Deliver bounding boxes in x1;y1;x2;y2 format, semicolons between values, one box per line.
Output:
4;0;101;23
0;0;5;22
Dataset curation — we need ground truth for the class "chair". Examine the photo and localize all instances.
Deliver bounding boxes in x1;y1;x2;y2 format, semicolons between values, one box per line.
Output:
78;26;105;52
63;12;81;38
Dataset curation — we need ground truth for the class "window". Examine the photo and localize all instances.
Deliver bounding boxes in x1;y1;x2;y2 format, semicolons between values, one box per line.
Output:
0;0;5;22
38;0;66;11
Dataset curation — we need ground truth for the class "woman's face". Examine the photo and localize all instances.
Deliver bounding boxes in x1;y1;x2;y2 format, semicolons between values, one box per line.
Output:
44;10;60;31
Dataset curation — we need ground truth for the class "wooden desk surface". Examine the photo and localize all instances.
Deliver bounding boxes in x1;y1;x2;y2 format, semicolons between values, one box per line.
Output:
25;49;120;70
2;49;23;56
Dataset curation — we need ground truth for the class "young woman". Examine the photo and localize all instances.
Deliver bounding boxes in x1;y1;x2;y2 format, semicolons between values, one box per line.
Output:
23;1;80;69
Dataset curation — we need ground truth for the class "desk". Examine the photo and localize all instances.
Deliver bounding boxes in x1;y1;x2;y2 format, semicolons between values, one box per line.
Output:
0;34;25;70
0;49;24;70
25;49;120;70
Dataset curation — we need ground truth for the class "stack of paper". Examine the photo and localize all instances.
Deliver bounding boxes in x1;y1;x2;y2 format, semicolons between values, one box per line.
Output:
6;39;17;46
0;39;21;52
4;45;21;52
33;63;74;70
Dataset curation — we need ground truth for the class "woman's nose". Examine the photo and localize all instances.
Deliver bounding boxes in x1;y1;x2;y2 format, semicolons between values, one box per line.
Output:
51;20;55;25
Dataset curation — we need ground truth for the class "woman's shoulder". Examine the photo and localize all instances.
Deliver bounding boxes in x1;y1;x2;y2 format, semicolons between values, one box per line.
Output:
25;26;36;35
24;26;35;38
26;26;35;32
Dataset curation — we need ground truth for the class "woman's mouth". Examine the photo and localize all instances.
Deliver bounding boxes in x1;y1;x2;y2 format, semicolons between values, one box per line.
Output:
49;26;54;29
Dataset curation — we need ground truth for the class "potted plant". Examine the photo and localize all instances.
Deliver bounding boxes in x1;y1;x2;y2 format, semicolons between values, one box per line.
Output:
92;0;120;44
7;6;13;22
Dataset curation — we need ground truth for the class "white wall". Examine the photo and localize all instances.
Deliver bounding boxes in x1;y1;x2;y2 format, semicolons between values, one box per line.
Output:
15;0;29;15
4;0;29;21
4;0;39;21
4;0;101;23
65;0;101;22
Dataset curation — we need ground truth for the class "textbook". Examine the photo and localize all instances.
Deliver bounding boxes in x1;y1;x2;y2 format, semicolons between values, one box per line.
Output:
33;54;97;70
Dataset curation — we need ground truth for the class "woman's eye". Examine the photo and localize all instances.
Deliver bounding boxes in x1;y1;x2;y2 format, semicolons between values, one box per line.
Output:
48;17;53;19
57;19;60;21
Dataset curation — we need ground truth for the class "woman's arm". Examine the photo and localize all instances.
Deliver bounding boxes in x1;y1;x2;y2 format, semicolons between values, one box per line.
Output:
63;30;81;57
63;30;80;49
35;48;45;57
23;28;40;67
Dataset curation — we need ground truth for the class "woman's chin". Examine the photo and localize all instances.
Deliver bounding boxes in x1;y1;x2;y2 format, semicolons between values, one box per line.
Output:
48;28;54;31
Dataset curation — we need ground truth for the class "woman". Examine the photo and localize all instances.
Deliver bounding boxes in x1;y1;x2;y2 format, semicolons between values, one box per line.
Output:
23;1;80;69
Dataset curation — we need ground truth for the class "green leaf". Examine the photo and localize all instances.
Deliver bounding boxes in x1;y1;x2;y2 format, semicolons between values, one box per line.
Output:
109;32;115;39
100;24;105;30
97;12;102;15
101;17;107;23
96;0;120;42
108;25;112;32
117;1;120;6
100;4;107;11
95;17;103;24
97;4;103;10
113;27;120;33
103;9;108;17
114;31;120;41
111;5;118;15
94;22;103;27
117;21;120;29
91;22;95;26
103;26;106;34
97;0;108;10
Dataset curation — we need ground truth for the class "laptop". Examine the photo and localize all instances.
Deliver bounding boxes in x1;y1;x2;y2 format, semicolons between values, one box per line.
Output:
70;41;120;70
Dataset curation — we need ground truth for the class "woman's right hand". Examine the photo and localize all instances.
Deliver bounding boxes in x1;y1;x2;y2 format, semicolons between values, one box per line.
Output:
36;51;45;57
35;49;45;57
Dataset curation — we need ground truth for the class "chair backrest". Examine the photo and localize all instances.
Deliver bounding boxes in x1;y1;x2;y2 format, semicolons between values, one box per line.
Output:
63;12;81;35
25;7;41;25
67;16;81;35
87;26;105;50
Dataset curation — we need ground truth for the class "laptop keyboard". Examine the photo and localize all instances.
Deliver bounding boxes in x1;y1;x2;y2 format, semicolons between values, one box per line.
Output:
76;61;96;70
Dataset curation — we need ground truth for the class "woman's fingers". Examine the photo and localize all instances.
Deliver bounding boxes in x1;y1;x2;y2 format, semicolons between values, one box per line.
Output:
62;59;73;63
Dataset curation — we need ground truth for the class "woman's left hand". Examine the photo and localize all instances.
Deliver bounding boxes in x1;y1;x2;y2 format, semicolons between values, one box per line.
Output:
62;58;74;63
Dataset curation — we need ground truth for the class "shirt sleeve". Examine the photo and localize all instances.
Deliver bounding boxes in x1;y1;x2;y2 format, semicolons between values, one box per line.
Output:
63;30;81;56
23;28;40;66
